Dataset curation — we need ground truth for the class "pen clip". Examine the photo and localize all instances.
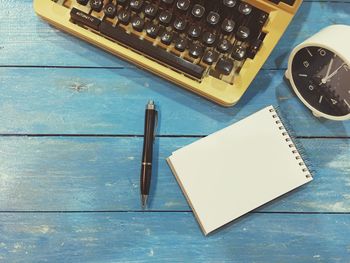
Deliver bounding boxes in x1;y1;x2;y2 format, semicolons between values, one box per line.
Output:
154;110;158;141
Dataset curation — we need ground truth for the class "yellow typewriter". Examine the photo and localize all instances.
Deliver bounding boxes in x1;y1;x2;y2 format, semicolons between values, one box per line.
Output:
34;0;302;106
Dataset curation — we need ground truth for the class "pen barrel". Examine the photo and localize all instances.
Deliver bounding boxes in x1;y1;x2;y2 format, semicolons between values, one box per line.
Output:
140;108;157;195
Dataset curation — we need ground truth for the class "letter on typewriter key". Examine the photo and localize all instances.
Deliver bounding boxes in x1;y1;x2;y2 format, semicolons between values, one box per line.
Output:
131;16;145;31
159;10;173;26
231;45;246;61
238;3;252;15
117;9;131;25
188;25;202;39
217;39;232;53
174;37;188;52
189;43;204;59
222;19;235;34
236;26;250;41
104;3;117;18
216;58;234;75
90;0;103;12
207;12;220;26
145;23;160;38
144;4;158;18
177;0;190;11
223;0;237;8
174;18;187;32
130;0;144;11
192;4;205;18
160;31;174;45
203;50;219;65
202;31;217;46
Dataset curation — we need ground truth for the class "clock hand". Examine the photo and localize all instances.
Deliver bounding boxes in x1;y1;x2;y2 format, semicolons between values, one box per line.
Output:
323;63;345;82
324;58;334;80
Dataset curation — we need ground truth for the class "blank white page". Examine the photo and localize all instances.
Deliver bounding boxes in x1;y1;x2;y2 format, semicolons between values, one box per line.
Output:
167;106;312;235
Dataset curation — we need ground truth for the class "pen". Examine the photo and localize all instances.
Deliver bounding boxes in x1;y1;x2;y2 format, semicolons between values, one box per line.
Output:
140;100;158;208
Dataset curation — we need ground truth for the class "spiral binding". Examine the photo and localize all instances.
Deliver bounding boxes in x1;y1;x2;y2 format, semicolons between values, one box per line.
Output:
269;106;313;179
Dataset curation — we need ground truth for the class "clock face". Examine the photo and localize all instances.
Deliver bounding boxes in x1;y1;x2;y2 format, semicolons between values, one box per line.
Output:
291;46;350;117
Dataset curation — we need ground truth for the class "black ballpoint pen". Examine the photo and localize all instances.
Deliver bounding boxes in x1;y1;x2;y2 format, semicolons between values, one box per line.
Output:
140;100;158;208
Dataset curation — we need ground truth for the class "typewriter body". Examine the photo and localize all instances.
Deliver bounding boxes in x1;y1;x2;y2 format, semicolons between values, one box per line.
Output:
34;0;302;106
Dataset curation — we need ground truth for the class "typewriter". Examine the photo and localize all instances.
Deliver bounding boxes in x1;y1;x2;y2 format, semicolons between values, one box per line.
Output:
34;0;301;106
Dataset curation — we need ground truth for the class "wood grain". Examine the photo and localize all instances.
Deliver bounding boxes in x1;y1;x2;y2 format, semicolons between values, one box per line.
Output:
0;1;349;69
1;1;349;262
0;212;349;262
0;137;348;212
1;68;350;136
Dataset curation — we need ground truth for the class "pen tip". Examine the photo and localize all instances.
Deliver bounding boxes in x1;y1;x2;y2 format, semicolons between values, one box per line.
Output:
141;195;148;208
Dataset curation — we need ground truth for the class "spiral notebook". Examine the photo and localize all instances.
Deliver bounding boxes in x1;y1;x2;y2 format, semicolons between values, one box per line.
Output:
167;106;313;235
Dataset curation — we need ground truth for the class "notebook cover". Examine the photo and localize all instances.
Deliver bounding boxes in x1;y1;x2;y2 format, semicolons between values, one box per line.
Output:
167;106;313;235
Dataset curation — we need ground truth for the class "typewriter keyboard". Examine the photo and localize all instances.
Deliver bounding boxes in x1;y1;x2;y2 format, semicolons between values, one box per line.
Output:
67;0;269;83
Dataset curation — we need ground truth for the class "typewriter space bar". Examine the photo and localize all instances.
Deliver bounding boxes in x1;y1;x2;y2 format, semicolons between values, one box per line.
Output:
99;22;205;79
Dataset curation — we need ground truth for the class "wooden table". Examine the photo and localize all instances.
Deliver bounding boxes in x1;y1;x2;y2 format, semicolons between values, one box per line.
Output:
1;0;349;262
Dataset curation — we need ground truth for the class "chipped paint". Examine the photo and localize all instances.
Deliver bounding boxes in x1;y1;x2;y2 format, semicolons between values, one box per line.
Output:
148;248;154;257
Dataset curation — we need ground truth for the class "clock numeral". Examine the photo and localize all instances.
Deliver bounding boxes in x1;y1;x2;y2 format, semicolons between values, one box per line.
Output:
331;99;338;105
319;96;323;104
303;61;310;68
344;64;349;72
317;48;327;56
308;85;314;91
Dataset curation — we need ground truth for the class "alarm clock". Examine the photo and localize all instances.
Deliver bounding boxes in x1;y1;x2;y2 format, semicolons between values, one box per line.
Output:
285;25;350;121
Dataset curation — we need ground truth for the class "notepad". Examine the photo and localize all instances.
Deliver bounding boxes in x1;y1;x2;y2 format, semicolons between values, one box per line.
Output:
167;106;313;235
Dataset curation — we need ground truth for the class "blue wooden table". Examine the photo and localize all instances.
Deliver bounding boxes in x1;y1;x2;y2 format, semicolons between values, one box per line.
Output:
1;0;350;262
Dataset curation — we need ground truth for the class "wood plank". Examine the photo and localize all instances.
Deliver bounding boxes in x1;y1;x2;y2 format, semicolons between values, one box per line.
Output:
0;212;349;262
0;137;349;212
0;1;350;69
1;67;349;136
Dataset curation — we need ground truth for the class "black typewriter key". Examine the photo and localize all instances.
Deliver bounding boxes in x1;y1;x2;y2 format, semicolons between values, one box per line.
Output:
202;31;217;46
222;18;235;34
160;31;174;45
77;0;89;5
90;0;103;12
176;0;190;11
216;58;233;75
203;50;219;65
258;13;269;26
188;25;202;38
159;10;173;25
162;0;174;4
104;3;117;18
174;37;188;52
117;0;128;6
130;0;144;11
223;0;236;8
238;3;252;15
189;43;204;59
173;17;187;32
231;45;246;61
145;22;160;38
117;9;131;25
236;26;250;41
131;16;145;31
207;11;220;26
217;39;232;53
144;4;158;18
192;4;205;18
248;39;263;58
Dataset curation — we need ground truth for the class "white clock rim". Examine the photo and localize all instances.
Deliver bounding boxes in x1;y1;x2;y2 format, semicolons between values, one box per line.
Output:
286;42;350;121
